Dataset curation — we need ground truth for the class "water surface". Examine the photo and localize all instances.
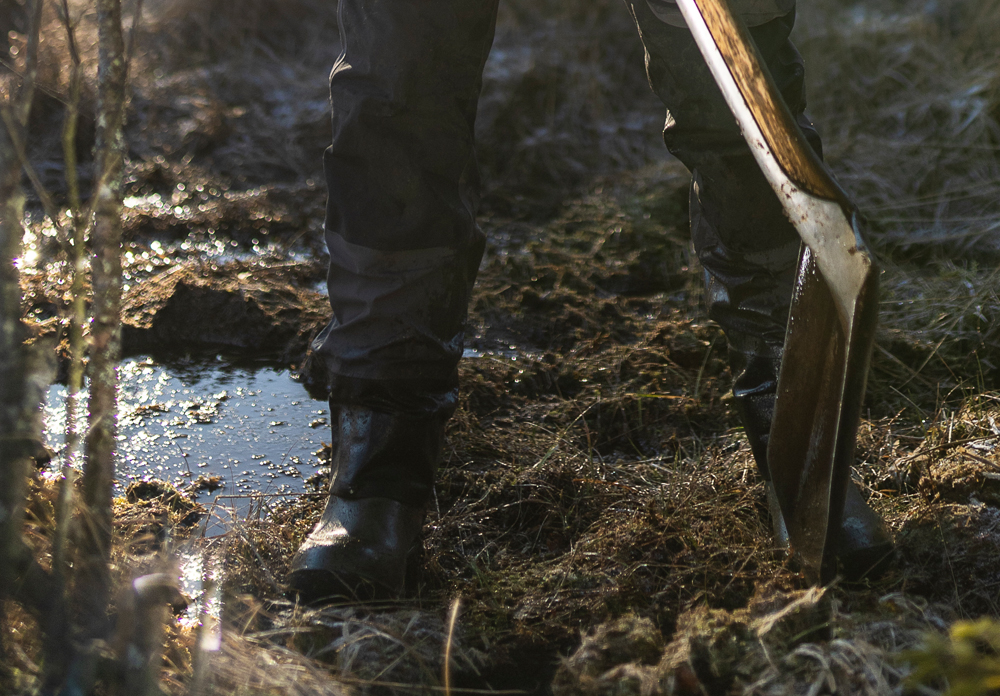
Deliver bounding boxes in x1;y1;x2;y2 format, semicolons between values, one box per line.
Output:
44;355;329;502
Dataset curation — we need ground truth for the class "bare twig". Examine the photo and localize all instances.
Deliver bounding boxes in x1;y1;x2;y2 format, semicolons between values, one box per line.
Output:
12;0;44;126
443;597;462;696
126;0;146;66
0;105;66;238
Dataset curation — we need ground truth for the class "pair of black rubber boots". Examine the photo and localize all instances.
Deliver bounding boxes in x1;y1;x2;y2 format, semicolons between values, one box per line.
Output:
286;391;893;604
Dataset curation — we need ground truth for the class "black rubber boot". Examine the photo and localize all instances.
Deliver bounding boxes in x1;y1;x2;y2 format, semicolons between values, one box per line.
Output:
287;497;425;603
286;405;443;604
835;482;895;581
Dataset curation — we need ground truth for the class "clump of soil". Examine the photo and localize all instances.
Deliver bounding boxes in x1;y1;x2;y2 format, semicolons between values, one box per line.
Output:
554;587;952;695
120;260;328;366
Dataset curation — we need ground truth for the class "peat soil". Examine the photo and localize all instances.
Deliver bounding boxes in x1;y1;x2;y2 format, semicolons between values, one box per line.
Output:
10;0;1000;693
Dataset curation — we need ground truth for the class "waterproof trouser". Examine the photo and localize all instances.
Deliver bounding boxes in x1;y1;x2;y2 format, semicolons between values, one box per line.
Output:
312;0;823;501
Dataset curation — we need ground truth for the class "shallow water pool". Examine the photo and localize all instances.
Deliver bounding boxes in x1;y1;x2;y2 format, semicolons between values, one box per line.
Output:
44;355;330;505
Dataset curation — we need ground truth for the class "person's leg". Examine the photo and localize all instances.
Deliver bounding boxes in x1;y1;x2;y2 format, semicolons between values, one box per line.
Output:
626;3;816;473
289;0;500;602
315;0;499;419
625;1;892;577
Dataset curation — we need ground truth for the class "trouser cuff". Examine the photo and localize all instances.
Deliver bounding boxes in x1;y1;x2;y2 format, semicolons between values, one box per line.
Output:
328;373;459;420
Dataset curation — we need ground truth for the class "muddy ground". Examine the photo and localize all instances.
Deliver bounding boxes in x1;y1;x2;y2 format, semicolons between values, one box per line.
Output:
8;0;1000;693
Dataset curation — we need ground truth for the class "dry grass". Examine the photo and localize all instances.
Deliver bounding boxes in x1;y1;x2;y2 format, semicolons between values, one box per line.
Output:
144;0;338;63
870;260;1000;417
8;0;1000;692
796;0;1000;259
552;588;955;695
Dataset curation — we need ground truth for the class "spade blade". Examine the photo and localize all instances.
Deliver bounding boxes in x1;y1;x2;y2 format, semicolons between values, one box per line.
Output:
675;0;880;581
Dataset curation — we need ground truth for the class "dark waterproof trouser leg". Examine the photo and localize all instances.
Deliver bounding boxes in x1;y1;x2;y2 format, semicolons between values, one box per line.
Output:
625;2;822;475
312;0;500;419
314;0;821;498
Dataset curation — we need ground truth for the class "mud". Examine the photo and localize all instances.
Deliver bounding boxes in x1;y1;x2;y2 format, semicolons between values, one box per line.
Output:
120;261;328;381
10;0;1000;693
553;587;952;695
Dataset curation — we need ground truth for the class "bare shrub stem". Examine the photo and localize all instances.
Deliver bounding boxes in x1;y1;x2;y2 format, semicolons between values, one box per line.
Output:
54;0;88;589
77;0;127;647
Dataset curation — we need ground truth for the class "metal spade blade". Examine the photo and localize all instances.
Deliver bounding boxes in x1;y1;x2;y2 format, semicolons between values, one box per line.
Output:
675;0;880;582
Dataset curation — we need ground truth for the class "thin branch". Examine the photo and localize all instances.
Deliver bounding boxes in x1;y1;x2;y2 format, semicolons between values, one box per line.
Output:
55;0;89;589
58;0;82;66
126;0;145;66
0;106;66;238
13;0;45;126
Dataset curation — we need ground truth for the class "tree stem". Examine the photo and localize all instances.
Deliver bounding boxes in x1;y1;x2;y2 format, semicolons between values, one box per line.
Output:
79;0;127;643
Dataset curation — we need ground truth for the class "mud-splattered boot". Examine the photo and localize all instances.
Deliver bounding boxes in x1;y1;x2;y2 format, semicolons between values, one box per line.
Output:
286;405;443;603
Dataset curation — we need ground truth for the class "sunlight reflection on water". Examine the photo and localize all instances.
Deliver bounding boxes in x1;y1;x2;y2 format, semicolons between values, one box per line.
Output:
43;356;329;500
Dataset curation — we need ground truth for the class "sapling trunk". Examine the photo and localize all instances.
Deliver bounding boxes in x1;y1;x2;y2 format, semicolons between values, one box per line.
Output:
0;105;31;684
54;0;86;587
0;0;72;684
78;0;127;643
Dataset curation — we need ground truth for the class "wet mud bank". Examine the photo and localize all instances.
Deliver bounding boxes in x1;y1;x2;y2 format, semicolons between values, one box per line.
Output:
120;260;331;393
19;154;1000;696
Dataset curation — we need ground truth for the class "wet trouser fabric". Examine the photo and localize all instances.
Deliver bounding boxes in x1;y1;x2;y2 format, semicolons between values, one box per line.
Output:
313;0;822;500
311;0;499;418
